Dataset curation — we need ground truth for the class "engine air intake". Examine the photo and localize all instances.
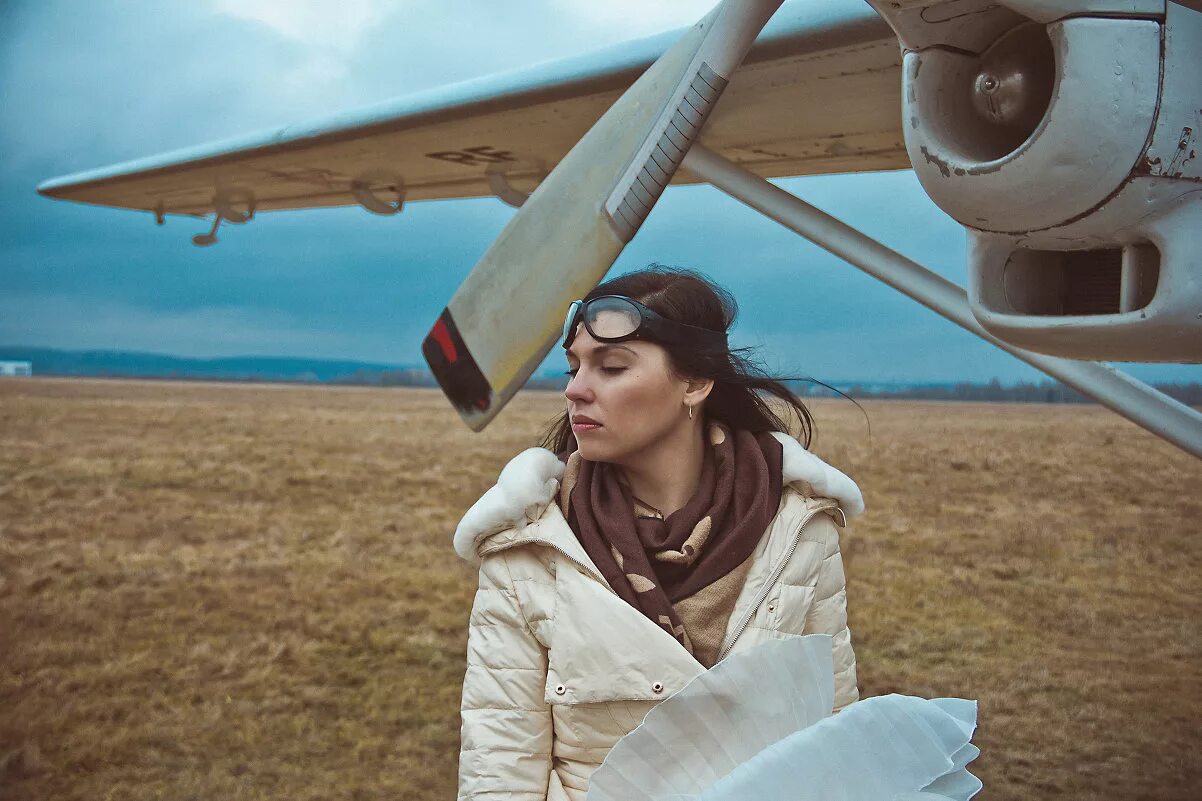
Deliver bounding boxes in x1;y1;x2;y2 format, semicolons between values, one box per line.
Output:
1001;245;1159;317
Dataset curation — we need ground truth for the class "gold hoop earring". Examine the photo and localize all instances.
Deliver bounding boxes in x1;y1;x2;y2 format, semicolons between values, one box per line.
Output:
687;404;694;420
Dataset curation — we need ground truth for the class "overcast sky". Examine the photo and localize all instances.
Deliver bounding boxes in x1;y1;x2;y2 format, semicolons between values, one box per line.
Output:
1;0;1197;385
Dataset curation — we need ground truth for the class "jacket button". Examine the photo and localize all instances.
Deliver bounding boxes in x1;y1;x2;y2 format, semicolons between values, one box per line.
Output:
554;684;566;695
652;682;664;694
767;602;776;613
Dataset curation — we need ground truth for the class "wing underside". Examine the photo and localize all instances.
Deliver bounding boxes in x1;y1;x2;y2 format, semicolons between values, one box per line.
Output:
36;0;906;216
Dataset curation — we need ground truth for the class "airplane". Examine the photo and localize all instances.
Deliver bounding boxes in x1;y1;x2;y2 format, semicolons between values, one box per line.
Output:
35;0;1202;458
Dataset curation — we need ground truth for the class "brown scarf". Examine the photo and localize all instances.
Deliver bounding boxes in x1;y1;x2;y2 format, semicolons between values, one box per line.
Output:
558;420;783;657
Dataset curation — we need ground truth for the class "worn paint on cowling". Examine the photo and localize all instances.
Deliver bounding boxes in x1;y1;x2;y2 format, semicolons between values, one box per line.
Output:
901;18;1163;234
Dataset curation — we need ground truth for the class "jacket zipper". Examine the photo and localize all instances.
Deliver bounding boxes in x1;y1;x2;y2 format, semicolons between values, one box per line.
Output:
714;504;833;663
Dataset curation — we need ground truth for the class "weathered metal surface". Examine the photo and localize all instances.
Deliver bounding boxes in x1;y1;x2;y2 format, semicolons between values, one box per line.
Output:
872;0;1201;363
904;17;1162;234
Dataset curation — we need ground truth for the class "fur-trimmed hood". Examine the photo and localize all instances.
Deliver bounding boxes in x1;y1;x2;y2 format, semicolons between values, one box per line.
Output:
453;433;864;562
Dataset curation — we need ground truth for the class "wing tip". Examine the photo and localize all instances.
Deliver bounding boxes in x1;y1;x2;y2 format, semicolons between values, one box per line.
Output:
35;177;65;198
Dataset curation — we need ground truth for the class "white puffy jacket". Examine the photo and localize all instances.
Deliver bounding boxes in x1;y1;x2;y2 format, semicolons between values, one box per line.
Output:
452;432;863;801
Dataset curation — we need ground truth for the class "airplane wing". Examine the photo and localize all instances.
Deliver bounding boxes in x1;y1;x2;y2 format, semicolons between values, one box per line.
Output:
36;0;904;217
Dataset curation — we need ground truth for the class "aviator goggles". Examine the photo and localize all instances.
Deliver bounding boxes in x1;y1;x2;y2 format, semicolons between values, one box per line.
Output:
561;295;728;352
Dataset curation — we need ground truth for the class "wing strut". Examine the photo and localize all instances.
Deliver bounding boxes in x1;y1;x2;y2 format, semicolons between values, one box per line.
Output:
680;143;1202;460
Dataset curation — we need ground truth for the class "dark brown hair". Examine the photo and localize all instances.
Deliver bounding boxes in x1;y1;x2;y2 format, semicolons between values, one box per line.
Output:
540;265;818;454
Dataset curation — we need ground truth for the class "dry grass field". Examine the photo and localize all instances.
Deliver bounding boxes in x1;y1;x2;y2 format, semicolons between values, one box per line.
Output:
1;377;1199;801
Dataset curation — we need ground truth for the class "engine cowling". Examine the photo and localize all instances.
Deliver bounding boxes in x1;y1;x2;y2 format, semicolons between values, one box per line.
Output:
869;0;1202;362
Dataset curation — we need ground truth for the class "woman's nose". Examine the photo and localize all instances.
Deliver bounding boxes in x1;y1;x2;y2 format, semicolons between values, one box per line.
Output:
564;371;593;403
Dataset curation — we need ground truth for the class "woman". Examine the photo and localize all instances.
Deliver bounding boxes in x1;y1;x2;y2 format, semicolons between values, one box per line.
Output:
452;267;863;801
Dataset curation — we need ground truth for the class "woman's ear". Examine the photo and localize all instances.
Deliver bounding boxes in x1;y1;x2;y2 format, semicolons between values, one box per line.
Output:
683;376;715;407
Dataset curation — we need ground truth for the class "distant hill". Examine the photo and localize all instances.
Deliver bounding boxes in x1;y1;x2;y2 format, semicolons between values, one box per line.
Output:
0;347;435;386
789;377;1202;406
2;346;1197;404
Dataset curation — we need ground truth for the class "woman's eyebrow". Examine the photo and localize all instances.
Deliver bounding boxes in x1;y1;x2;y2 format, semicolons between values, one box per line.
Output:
566;343;638;360
599;344;637;356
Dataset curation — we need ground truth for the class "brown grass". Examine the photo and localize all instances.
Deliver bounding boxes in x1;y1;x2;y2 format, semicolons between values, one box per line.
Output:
1;377;1199;800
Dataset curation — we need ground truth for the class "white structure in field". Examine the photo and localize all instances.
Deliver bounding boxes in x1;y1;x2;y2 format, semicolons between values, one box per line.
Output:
0;361;32;377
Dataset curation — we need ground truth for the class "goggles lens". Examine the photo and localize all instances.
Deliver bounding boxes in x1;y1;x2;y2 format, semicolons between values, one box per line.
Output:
585;297;641;339
562;296;642;348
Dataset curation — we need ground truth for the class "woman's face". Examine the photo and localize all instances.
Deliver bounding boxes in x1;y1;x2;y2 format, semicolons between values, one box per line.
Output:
564;324;690;464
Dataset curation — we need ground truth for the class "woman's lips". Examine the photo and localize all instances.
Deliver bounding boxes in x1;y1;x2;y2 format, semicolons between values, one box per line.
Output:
572;416;602;432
